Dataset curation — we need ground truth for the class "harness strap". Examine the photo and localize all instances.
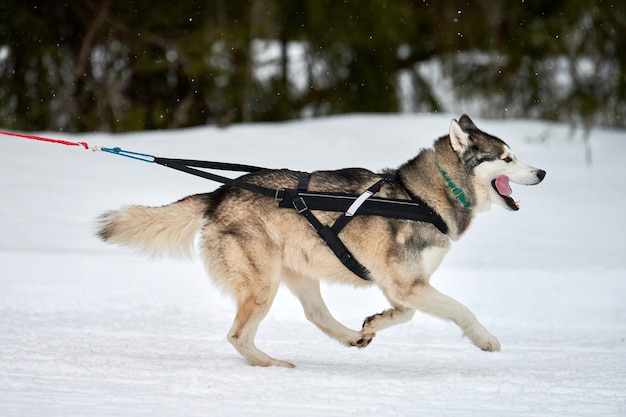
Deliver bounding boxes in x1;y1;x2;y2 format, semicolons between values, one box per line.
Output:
396;176;449;235
284;173;399;280
154;157;276;198
285;188;372;281
297;172;310;191
277;190;448;235
330;177;389;234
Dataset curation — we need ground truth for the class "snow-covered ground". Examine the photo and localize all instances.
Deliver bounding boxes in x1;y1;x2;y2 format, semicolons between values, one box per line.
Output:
1;114;625;416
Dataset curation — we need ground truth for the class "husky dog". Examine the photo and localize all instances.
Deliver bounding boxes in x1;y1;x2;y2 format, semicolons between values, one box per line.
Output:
98;115;546;367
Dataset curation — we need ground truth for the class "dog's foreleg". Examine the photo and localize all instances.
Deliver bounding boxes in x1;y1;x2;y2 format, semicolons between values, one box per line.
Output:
283;270;374;348
389;283;501;351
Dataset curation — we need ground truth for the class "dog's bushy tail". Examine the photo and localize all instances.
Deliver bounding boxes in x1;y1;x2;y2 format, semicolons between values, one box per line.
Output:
97;194;208;258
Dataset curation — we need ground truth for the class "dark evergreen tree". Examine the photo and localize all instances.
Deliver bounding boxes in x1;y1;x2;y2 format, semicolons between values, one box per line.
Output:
0;0;624;132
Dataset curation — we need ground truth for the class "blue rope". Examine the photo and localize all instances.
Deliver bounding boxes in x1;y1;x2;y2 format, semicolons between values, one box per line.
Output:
99;147;155;163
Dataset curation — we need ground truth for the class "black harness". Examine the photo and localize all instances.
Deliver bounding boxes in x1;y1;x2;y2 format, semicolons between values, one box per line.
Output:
154;157;448;281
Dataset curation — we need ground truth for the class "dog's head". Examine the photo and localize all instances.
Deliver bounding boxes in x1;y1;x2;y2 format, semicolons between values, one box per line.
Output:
448;114;546;211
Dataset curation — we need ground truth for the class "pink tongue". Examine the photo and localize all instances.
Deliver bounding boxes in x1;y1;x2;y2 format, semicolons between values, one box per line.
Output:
495;175;512;196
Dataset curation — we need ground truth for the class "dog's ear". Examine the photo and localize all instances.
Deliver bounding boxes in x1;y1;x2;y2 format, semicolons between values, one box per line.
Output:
449;119;470;155
458;114;478;131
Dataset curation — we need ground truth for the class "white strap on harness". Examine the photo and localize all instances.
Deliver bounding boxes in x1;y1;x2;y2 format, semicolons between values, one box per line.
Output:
346;190;374;217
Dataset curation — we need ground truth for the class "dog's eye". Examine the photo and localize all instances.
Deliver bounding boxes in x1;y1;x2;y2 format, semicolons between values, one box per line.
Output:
502;157;513;163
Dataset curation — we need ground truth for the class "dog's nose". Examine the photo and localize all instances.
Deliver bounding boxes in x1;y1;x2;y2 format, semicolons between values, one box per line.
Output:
537;170;546;181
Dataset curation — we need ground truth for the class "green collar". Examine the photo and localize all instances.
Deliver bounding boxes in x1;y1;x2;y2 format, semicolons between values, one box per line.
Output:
438;166;472;209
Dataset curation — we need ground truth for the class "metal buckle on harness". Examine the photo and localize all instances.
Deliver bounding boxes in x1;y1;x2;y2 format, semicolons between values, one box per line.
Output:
292;196;309;214
275;188;285;202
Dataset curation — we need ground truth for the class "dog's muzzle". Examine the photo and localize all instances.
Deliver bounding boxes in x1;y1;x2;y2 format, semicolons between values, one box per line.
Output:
492;169;546;211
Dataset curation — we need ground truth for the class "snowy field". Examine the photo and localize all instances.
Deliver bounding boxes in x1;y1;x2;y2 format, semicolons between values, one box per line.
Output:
1;114;625;416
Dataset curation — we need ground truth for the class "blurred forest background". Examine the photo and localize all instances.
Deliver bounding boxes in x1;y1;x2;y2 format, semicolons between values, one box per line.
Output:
1;0;624;132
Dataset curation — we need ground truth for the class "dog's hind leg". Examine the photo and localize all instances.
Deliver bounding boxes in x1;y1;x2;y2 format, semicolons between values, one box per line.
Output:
283;269;375;348
227;280;296;368
203;225;295;367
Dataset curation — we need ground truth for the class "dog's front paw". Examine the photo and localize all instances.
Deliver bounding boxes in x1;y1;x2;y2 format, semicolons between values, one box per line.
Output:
472;331;501;352
479;335;501;352
465;324;501;352
362;312;383;333
350;332;375;349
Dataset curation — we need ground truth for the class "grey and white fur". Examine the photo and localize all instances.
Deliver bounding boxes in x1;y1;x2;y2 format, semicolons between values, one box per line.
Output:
98;115;546;367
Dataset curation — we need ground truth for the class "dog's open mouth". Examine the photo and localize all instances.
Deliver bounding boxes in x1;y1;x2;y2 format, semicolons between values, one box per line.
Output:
492;175;520;211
